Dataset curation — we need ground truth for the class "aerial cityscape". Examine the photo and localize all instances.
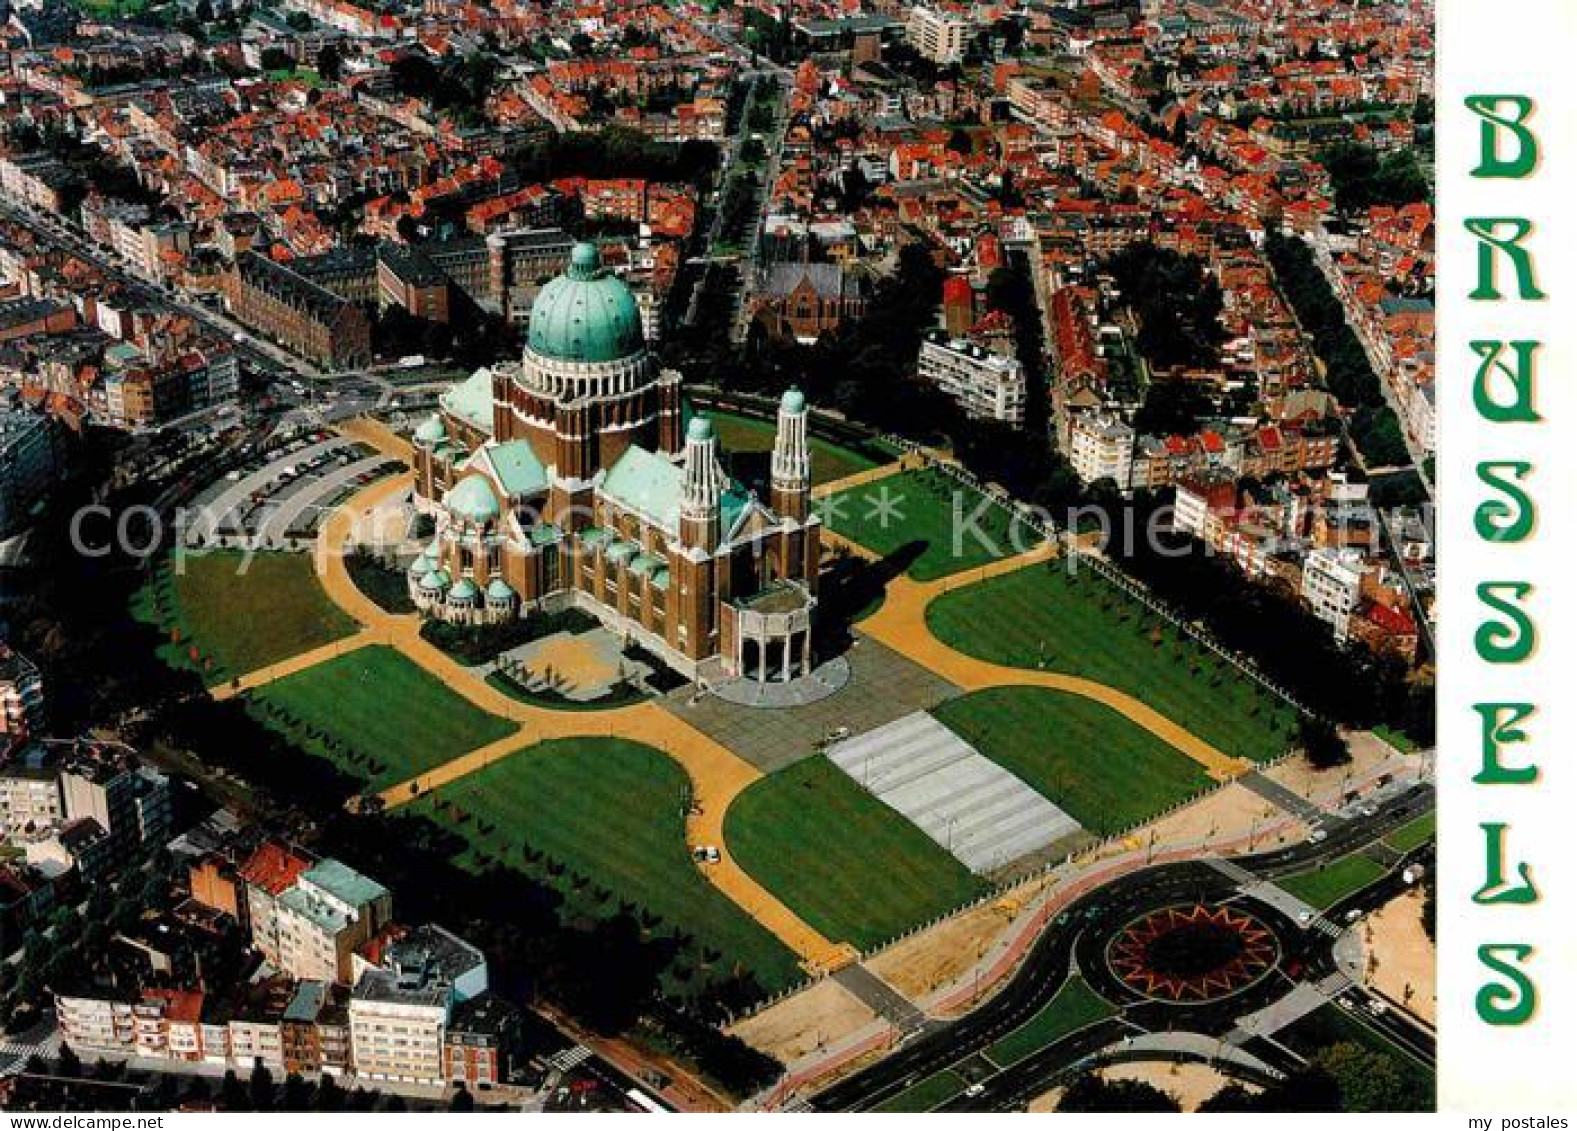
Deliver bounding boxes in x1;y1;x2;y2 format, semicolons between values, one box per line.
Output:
0;0;1436;1114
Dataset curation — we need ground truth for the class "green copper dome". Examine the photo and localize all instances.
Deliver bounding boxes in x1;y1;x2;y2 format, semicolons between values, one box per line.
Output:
414;414;447;445
526;242;645;363
485;577;516;602
445;474;501;524
687;415;714;442
781;387;806;414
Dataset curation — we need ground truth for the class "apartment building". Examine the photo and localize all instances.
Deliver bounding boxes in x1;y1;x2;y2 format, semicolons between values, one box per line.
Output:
272;858;393;984
0;746;62;838
0;644;45;743
349;924;487;1088
1301;546;1369;643
58;746;171;864
917;333;1027;424
1067;412;1135;487
906;5;972;65
230;252;372;369
0;397;68;544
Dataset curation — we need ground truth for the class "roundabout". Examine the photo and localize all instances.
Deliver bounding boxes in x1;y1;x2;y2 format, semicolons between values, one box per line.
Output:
1105;904;1279;1004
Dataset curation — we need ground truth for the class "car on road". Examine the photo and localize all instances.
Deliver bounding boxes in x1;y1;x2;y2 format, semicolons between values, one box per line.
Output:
1298;909;1314;924
1309;828;1329;843
965;1084;985;1099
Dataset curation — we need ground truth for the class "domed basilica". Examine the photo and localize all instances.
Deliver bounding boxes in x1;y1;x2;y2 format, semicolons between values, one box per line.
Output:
409;243;821;683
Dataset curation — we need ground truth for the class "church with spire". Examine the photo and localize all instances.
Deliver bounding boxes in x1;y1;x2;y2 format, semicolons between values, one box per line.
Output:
407;242;822;683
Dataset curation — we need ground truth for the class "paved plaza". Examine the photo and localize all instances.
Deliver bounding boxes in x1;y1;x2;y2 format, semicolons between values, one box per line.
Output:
826;711;1082;874
663;635;959;775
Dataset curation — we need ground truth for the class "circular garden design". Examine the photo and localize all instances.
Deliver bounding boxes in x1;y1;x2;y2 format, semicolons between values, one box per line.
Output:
1106;903;1279;1003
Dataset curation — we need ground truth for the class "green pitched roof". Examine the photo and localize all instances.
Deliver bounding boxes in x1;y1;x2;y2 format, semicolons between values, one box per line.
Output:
482;439;548;497
602;445;683;532
440;367;495;434
526;242;645;363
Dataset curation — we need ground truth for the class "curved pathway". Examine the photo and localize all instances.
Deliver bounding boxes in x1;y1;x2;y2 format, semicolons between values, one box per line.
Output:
820;528;1251;782
282;464;849;974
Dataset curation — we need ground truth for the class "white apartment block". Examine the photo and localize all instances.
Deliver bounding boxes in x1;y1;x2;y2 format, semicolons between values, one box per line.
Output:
1301;547;1369;643
1068;412;1135;487
273;859;393;984
55;994;135;1053
917;335;1027;423
349;990;450;1087
906;5;972;65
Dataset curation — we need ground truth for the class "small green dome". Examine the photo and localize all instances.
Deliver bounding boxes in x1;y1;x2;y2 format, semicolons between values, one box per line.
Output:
526;243;644;363
687;415;714;442
419;569;446;592
781;387;806;414
485;577;516;602
445;474;500;524
448;577;479;603
409;550;435;575
414;414;447;444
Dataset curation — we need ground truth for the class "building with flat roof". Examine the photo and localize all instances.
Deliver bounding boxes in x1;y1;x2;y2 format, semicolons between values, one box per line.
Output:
905;5;972;65
0;396;67;544
917;332;1027;424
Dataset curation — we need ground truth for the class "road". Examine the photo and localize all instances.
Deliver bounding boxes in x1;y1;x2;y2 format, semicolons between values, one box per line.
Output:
0;198;318;379
810;785;1434;1112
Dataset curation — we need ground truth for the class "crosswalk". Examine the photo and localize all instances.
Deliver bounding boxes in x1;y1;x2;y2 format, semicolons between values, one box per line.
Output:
546;1044;594;1073
1206;858;1259;886
0;1038;54;1076
1309;916;1343;939
1316;970;1354;996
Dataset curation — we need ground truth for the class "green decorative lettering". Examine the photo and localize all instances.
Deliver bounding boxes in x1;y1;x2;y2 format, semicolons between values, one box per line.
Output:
1473;703;1539;785
1476;944;1537;1026
1465;218;1547;300
1475;461;1536;542
1464;95;1539;178
1475;581;1535;663
1471;340;1542;423
1474;822;1539;905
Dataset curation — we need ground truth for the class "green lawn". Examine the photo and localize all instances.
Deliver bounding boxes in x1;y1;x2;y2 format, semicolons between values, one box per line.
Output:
1279;854;1388;909
725;757;988;950
1372;726;1419;754
248;645;514;791
407;738;803;991
707;410;884;487
821;467;1032;581
872;1069;968;1113
135;550;358;685
987;977;1116;1066
1385;813;1435;854
927;564;1296;764
931;689;1214;836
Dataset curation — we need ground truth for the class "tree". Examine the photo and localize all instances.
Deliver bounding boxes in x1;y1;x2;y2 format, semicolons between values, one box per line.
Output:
282;1072;314;1111
317;44;343;84
1101;244;1224;370
1059;1072;1181;1113
450;1084;475;1112
57;1043;80;1078
1299;716;1350;769
248;1058;275;1111
1312;1042;1430;1111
